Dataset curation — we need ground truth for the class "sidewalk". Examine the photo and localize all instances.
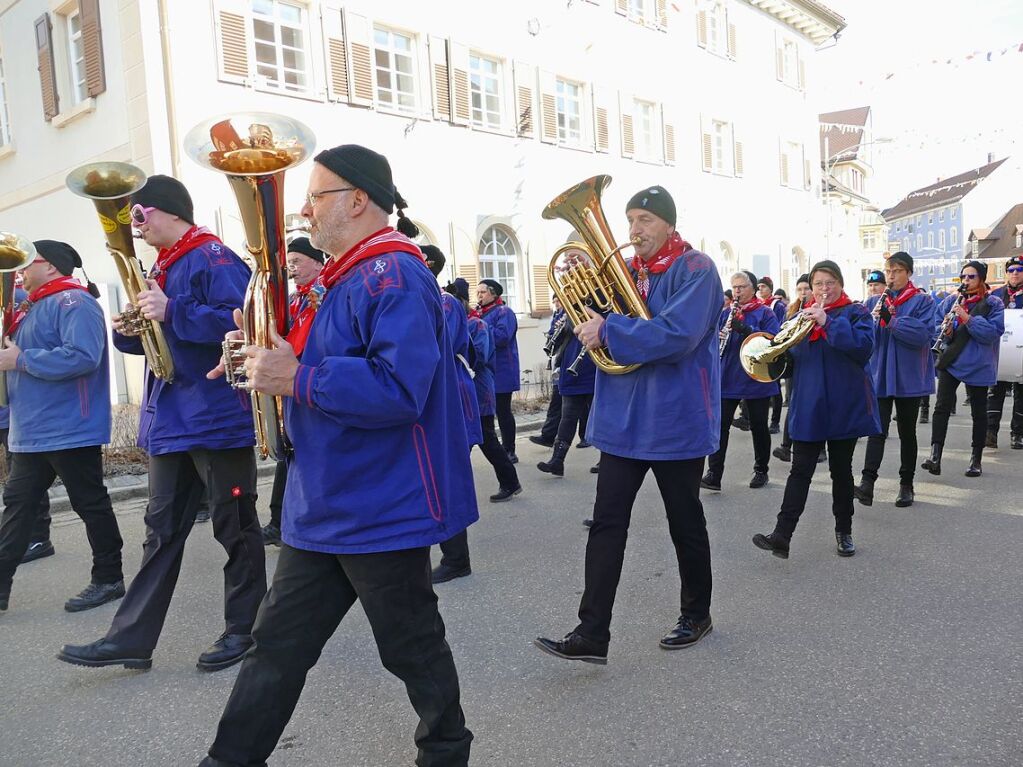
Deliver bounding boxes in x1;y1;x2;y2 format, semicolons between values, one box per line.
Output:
47;413;546;514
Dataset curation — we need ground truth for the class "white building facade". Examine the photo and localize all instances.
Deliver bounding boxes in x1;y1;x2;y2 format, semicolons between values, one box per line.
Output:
0;0;845;401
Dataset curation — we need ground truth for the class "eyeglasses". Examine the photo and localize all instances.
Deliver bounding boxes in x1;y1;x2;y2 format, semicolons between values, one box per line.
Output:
960;274;980;280
812;280;839;289
130;204;156;226
1008;266;1023;274
306;188;355;207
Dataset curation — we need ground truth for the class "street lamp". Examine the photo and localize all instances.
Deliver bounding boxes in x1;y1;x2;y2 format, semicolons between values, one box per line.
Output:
823;136;893;260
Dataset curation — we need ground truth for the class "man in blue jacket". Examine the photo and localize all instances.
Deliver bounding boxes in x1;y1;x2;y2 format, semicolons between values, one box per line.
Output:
855;252;935;508
985;254;1023;449
197;145;476;767
58;176;265;672
476;278;520;463
535;186;720;665
0;241;123;614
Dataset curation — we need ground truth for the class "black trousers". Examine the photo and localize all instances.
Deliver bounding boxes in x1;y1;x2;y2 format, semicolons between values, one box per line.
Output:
0;427;50;543
775;438;856;539
770;393;783;427
495;393;516;452
204;544;472;767
861;396;922;484
556;393;592;443
539;387;562;441
576;453;712;645
987;381;1023;436
268;460;287;529
709;397;771;477
0;446;122;592
105;447;265;651
931;371;987;451
479;415;518;490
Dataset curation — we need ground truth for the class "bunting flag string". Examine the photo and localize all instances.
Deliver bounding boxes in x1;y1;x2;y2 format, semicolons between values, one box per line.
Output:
854;40;1023;87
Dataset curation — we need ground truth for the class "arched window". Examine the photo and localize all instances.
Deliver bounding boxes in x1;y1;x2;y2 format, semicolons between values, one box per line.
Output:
478;225;520;311
719;241;737;276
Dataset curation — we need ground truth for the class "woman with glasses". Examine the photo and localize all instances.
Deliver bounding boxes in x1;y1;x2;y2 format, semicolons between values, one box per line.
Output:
752;260;879;560
922;260;1005;477
984;255;1023;449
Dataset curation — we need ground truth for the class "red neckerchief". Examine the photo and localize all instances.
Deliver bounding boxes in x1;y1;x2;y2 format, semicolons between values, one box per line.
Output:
477;297;505;318
150;226;223;289
630;232;692;300
289;281;315;321
1005;284;1023;306
7;276;88;337
736;297;764;321
804;292;854;342
879;282;922;328
287;228;424;356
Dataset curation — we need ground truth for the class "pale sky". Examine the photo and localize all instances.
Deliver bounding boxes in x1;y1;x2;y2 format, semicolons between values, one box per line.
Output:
815;0;1023;207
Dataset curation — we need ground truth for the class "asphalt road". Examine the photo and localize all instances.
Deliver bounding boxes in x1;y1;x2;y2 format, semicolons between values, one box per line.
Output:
1;411;1020;767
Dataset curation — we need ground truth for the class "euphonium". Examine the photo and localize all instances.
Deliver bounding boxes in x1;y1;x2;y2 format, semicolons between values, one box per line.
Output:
738;301;818;383
184;113;315;461
66;162;175;382
0;233;36;406
542;175;650;375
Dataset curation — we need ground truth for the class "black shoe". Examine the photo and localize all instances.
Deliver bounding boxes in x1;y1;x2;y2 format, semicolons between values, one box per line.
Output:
985;430;998;449
537;439;571;476
659;615;713;650
749;471;768;489
57;639;152;670
733;416;750;431
590;461;600;474
65;580;125;613
197;633;253;672
576;439;592;449
853;477;874;507
529;435;554;447
489;485;522;503
965;450;982;477
261;523;282;546
700;471;721;491
0;594;7;611
195;509;211;524
817;449;828;464
21;540;55;564
752;531;790;559
921;443;942;475
1012;433;1023;450
533;631;608;665
582;518;593;528
769;423;780;435
772;446;791;462
431;563;471;584
895;484;914;507
835;531;856;557
919;409;929;424
506;451;519;465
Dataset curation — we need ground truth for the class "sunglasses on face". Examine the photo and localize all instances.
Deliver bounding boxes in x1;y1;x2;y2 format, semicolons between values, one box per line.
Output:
130;204;157;226
960;274;979;280
1008;266;1023;274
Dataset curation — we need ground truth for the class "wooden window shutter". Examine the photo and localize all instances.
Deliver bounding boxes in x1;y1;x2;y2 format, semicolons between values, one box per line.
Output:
34;14;59;121
733;132;744;177
779;142;789;186
700;116;712;172
798;55;806;91
656;0;668;30
458;261;480;289
661;104;675;165
345;12;374;106
774;32;784;81
214;0;250;85
448;40;470;126
78;0;106;97
513;61;536;138
697;11;708;48
592;85;610;154
532;265;551;313
618;91;634;159
428;35;450;120
538;70;557;145
321;3;350;103
615;0;628;15
727;16;737;59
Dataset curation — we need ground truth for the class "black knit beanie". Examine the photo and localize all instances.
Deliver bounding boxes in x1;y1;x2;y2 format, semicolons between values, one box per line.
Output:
809;259;844;286
33;240;100;297
287;236;325;264
421;245;446;277
625;186;676;227
132;175;194;224
757;275;774;290
740;270;758;290
479;278;503;297
444;278;470;303
888;251;914;273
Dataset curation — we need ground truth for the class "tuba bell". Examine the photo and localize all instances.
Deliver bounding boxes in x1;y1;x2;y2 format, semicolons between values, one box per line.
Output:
66;162;176;383
542;175;650;375
0;233;36;405
184;112;315;461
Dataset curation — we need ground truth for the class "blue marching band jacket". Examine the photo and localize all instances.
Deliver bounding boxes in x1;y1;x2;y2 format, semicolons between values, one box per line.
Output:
863;288;936;399
717;303;780;401
442;292;483;448
468;316;496;418
933;291;1005;387
479;300;520;394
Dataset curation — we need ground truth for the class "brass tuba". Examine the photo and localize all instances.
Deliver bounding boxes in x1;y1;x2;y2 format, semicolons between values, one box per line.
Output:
542;175;650;375
66;162;175;382
184;113;315;461
0;233;36;405
738;309;818;383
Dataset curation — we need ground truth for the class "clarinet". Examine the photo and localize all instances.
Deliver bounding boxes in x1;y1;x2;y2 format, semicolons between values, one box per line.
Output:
932;284;968;356
719;300;739;358
543;313;568;359
872;287;893;324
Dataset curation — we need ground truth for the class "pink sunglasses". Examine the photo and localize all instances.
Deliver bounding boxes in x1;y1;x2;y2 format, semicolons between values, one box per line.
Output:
130;204;157;226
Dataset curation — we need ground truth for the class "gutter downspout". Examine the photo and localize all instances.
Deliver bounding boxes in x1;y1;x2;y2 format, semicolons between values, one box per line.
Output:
158;0;179;176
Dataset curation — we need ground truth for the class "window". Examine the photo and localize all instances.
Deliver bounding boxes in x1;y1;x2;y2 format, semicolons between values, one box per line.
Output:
714;121;735;175
1016;233;1022;249
939;209;945;222
628;0;648;23
374;27;416;113
939;230;946;249
916;215;922;226
928;211;934;224
862;231;877;250
65;8;87;104
781;39;798;85
927;232;934;249
971;239;979;256
707;1;725;53
478;226;519;312
252;0;308;92
0;49;10;146
895;222;901;233
916;234;923;250
555;78;582;146
951;208;957;219
903;238;909;251
780;140;801;188
469;54;501;130
634;99;658;161
849;167;864;194
950;227;958;247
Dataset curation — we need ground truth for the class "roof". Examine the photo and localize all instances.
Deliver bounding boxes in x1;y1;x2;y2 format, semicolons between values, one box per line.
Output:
819;107;870;164
881;158;1008;221
745;0;847;45
967;203;1023;263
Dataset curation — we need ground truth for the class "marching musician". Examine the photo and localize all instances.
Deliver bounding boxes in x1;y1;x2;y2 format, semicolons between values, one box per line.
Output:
535;185;719;664
0;241;124;614
58;176;265;672
758;276;786;433
866;269;886;298
261;236;324;546
703;270;779;491
752;260;879;560
532;300;566;448
854;252;935;508
922;260;1005;478
773;273;809;463
198;145;476;766
475;278;520;464
985;254;1023;450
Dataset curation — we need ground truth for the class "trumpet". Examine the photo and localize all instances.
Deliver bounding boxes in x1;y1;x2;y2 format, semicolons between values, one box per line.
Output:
719;300;738;358
932;284;968;356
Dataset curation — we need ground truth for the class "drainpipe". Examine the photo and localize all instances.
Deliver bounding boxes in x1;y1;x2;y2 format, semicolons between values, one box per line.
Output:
157;0;180;176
